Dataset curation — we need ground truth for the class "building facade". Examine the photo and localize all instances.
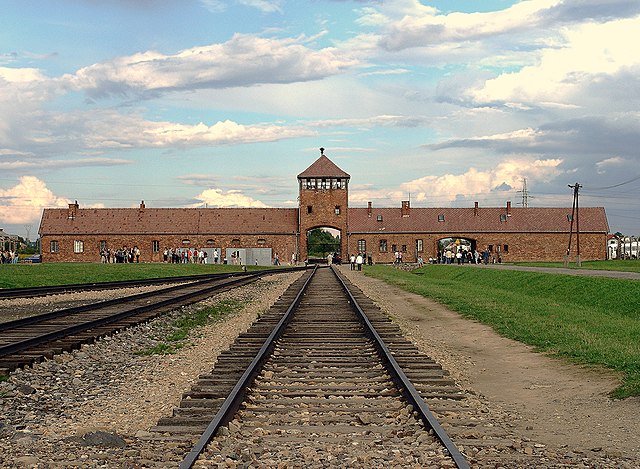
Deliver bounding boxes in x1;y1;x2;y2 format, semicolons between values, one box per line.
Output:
39;150;609;263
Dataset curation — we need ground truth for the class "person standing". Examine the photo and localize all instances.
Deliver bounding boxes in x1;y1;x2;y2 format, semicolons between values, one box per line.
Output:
350;254;356;270
356;252;363;271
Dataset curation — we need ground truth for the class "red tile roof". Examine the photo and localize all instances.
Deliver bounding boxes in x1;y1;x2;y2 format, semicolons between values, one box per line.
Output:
39;207;299;235
297;155;350;179
348;206;609;233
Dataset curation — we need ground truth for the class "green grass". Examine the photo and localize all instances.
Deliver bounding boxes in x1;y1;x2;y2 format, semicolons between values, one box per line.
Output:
514;259;640;273
364;264;640;398
136;299;243;356
0;263;276;289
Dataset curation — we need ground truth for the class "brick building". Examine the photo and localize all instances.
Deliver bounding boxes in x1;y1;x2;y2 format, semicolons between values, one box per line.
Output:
39;149;609;263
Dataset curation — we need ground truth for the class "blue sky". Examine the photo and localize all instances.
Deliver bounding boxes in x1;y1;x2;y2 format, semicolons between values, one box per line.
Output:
2;0;640;240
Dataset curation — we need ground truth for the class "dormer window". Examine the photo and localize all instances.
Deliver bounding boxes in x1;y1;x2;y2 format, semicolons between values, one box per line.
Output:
500;214;507;222
438;214;445;222
376;215;383;222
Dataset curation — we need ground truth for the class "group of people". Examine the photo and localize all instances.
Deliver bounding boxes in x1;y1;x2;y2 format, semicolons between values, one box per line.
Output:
349;253;372;271
162;247;219;264
1;250;19;264
100;246;141;263
434;247;497;265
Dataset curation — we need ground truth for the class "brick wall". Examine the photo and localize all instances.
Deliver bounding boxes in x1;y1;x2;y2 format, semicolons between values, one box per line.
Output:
41;234;299;264
348;232;607;263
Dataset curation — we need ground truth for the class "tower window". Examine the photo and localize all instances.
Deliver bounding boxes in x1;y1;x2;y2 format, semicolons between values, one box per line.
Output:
335;205;341;215
307;205;313;214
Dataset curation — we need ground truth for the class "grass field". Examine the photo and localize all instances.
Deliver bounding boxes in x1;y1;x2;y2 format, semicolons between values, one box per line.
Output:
364;264;640;398
0;262;274;289
514;259;640;272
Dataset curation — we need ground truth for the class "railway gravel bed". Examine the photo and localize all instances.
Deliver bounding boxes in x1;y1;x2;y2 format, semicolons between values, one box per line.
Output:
0;272;302;468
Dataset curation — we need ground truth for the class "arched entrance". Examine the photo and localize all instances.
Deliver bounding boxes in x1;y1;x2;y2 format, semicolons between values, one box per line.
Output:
306;227;342;264
437;237;477;263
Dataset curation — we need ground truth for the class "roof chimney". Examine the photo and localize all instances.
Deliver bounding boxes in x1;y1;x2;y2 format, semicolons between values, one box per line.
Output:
367;201;372;217
401;200;410;217
506;200;512;216
139;200;145;210
68;200;79;220
474;201;479;216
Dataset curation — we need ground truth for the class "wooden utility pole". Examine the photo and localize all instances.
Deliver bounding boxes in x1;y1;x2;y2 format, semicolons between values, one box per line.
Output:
565;183;582;267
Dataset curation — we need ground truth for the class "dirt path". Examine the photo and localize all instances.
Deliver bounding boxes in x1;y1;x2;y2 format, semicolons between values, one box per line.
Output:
339;266;640;462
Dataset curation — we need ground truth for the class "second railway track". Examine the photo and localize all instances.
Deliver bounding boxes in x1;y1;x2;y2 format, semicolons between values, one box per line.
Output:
0;270;302;376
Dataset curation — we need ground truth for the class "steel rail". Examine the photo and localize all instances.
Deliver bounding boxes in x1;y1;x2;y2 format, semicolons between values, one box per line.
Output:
331;265;470;469
178;266;317;469
0;273;263;359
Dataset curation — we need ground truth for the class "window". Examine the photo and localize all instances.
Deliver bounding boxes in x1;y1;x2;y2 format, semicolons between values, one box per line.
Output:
321;178;329;189
488;244;494;252
307;178;316;189
335;205;341;215
99;240;108;252
379;239;387;252
402;245;407;252
503;244;509;253
206;239;215;245
416;239;423;252
358;239;366;253
438;214;445;222
257;238;266;245
74;240;84;253
232;238;240;247
50;240;59;253
182;239;190;245
500;214;507;222
391;244;397;253
152;240;160;253
376;215;383;222
567;214;573;222
307;205;313;214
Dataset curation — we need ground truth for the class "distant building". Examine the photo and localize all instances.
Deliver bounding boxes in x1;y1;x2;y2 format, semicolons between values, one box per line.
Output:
0;228;20;252
39;149;609;263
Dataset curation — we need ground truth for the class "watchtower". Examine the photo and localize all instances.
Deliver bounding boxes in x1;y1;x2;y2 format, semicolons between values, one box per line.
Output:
297;148;350;261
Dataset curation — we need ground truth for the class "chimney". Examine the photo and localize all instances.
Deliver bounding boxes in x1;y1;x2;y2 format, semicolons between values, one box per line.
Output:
67;200;79;220
401;200;410;217
506;200;512;217
474;201;479;216
139;200;146;210
367;201;372;217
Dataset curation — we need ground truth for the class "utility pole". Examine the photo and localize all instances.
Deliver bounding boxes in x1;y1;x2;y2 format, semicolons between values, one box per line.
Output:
517;178;530;208
565;183;582;267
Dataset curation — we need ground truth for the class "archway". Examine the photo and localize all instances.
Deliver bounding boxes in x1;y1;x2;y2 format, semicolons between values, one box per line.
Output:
306;227;341;264
437;237;477;263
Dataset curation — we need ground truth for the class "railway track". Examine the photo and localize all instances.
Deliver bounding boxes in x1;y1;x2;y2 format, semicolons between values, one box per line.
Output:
0;269;283;300
149;266;477;468
0;269;303;376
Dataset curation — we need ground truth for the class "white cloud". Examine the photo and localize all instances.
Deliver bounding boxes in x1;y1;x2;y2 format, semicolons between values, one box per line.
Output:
239;0;283;13
65;34;358;98
0;158;132;170
469;17;640;106
0;176;71;224
401;158;563;203
192;188;268;208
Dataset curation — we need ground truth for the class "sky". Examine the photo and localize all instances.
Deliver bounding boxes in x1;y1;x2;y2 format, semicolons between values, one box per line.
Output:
1;0;640;240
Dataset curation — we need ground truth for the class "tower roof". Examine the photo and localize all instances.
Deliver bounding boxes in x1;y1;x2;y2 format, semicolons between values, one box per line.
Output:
298;150;350;179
